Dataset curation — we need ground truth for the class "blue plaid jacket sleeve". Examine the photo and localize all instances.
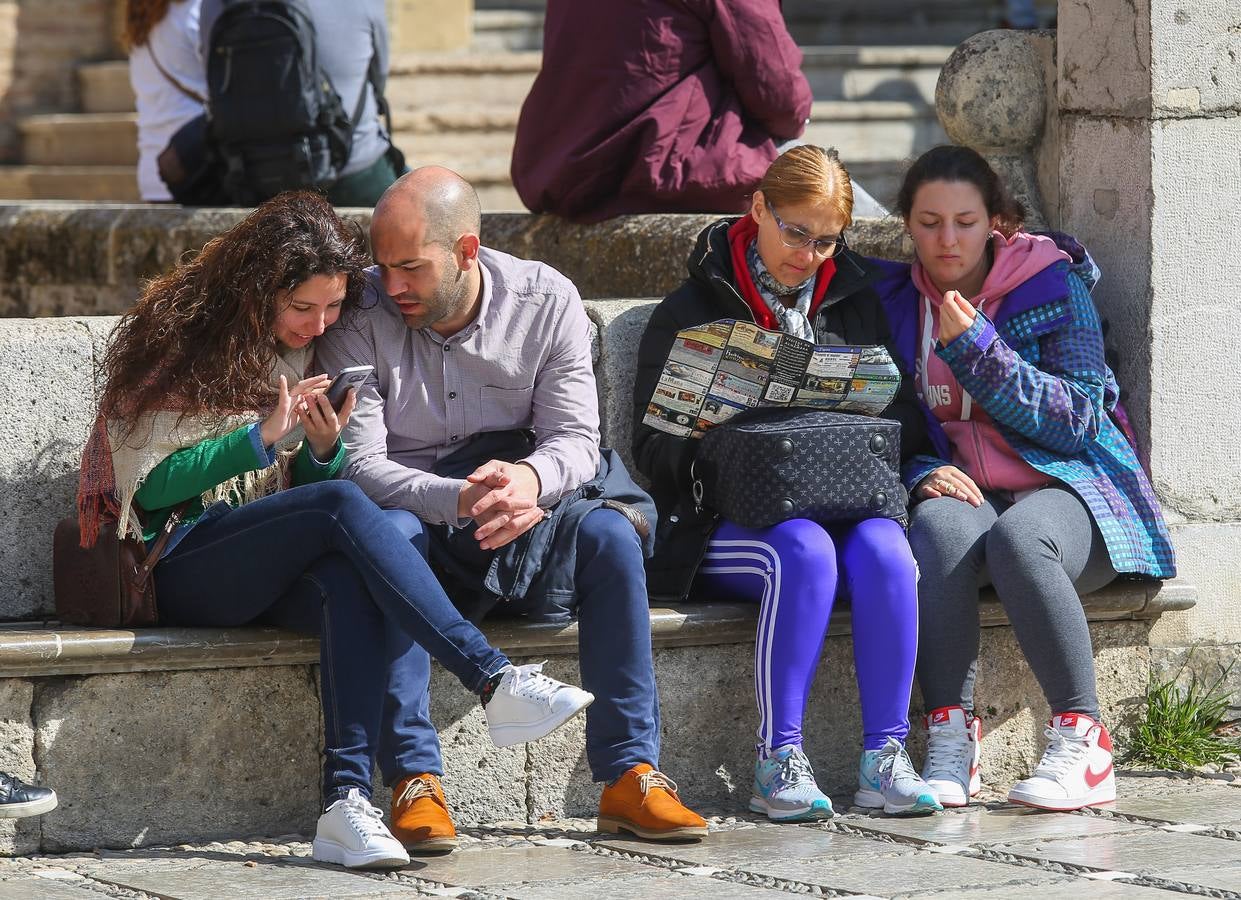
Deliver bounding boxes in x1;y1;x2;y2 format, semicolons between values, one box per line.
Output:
936;273;1107;456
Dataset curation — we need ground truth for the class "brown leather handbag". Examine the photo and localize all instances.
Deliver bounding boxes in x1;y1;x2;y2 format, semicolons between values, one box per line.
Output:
53;503;189;628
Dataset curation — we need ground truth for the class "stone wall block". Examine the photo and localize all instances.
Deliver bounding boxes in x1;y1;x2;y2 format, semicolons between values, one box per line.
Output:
1056;114;1155;448
969;621;1153;779
584;300;656;470
1150;523;1241;647
0;679;38;855
1057;0;1153;116
1146;118;1241;519
1152;645;1241;718
1149;0;1241;117
0;319;99;620
0;207;111;314
0;207;909;316
35;667;322;851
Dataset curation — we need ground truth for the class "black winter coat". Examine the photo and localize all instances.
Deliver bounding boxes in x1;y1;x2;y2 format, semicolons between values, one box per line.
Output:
630;217;927;600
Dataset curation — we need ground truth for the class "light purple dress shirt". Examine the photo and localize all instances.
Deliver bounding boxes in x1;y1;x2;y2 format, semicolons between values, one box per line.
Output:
316;247;601;525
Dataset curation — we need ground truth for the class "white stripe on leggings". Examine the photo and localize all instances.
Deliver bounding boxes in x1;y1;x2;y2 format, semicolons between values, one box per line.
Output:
701;539;783;749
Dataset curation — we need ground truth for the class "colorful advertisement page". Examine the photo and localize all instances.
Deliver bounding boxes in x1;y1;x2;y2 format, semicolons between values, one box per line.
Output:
643;319;900;438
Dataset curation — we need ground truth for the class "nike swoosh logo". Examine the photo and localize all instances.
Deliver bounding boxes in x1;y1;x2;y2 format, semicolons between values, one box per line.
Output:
1085;762;1113;788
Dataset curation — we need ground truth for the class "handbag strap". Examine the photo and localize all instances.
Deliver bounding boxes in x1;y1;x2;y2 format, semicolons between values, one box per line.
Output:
132;500;193;588
146;41;207;105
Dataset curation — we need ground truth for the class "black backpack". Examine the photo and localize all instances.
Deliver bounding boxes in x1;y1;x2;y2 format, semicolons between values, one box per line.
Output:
204;0;395;203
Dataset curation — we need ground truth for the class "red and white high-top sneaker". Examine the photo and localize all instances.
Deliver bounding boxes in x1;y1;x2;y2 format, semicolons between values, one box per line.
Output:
920;706;982;807
1008;713;1116;811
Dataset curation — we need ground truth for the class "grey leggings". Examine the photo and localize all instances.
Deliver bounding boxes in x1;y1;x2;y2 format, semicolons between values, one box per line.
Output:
908;486;1117;719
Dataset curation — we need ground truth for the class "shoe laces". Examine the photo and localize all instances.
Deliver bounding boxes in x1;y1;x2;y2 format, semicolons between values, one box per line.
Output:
923;725;972;781
396;777;435;806
1031;726;1090;781
506;661;562;701
637;769;679;797
337;794;388;838
777;748;817;788
875;738;919;784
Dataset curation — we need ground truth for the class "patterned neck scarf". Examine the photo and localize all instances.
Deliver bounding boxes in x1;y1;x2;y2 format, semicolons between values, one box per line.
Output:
746;239;816;341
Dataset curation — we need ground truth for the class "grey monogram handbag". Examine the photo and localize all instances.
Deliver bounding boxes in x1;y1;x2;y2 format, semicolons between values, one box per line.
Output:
691;409;907;529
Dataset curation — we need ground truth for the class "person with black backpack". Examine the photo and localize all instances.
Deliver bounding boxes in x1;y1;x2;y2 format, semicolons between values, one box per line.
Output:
195;0;404;207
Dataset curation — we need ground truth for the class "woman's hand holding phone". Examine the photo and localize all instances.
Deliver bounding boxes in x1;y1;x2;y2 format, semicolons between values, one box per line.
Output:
261;374;330;448
297;385;356;459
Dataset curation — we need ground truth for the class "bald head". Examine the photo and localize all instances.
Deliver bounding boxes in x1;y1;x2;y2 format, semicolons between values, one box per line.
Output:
373;166;482;248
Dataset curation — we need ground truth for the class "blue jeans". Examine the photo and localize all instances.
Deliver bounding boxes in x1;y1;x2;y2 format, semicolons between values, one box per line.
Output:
152;480;511;805
384;508;660;784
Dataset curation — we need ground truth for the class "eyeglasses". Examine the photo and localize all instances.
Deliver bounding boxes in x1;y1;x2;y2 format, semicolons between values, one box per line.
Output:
767;203;847;258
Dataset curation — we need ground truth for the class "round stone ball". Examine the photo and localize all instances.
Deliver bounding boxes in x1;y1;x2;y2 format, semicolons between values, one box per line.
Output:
935;30;1047;154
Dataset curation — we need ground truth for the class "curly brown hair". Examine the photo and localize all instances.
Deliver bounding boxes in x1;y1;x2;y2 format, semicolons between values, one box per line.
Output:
123;0;178;49
101;191;372;425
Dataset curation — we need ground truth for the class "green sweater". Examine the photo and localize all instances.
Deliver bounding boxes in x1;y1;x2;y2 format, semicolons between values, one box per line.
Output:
133;424;345;541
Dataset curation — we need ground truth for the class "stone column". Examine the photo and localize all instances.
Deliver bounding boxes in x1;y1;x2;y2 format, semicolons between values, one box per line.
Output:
1055;0;1241;674
386;0;474;54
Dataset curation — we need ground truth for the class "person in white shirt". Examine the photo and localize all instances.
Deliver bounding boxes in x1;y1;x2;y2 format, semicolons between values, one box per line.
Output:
124;0;206;202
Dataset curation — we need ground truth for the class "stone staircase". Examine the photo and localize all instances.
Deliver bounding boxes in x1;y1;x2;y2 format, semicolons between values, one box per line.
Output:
0;7;981;210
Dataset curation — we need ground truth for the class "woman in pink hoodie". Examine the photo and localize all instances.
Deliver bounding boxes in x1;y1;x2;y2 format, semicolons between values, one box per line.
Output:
872;146;1175;813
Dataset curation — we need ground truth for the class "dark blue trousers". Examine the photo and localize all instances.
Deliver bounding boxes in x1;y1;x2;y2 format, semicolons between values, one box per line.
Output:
382;507;661;784
153;480;511;805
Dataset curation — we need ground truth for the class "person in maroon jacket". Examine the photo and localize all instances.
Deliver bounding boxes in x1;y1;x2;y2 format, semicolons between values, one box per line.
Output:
511;0;813;223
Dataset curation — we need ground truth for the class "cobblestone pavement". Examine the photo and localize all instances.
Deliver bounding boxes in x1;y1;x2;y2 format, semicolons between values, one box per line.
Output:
1;773;1238;899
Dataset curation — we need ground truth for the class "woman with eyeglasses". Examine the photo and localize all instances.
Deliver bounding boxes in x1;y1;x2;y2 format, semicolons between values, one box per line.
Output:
632;145;939;821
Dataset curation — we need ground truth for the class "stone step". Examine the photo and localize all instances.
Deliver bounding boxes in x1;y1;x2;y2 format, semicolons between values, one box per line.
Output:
0;165;139;202
77;60;132;115
77;44;946;116
805;99;944;163
20;100;937;184
20;113;137;166
0;164;524;210
802;45;952;104
19;109;521;168
472;8;545;52
469;0;1057;47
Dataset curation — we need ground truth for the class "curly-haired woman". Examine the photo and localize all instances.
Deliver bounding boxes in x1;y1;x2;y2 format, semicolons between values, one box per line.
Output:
78;192;592;868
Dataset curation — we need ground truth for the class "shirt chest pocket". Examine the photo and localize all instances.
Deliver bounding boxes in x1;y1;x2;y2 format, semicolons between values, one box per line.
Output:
478;385;532;431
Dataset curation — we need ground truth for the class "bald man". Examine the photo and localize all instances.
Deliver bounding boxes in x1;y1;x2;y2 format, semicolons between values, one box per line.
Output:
318;167;706;849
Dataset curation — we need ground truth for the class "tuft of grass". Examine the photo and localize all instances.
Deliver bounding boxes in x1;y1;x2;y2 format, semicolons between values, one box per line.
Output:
1123;657;1239;771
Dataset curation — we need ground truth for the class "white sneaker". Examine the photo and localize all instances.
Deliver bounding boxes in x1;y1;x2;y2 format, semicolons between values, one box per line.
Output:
484;662;594;748
921;706;982;807
312;789;409;869
1008;713;1116;811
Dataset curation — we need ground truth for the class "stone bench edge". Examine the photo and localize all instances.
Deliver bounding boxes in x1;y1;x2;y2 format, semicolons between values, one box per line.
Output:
0;580;1195;678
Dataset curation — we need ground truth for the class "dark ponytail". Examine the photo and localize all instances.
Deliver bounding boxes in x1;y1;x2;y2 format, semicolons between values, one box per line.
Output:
896;146;1026;237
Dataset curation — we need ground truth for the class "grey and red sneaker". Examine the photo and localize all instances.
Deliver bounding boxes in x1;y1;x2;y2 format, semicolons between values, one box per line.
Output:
0;771;57;819
921;706;982;807
1008;713;1116;811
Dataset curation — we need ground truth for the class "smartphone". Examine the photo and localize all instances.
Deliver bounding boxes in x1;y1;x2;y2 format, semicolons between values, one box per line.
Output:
325;365;374;412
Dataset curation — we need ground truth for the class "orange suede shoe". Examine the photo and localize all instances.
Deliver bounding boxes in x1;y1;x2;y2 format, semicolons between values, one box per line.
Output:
390;773;458;853
597;763;708;841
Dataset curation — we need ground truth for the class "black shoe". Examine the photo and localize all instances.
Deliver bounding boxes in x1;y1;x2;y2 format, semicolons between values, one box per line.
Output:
0;771;57;818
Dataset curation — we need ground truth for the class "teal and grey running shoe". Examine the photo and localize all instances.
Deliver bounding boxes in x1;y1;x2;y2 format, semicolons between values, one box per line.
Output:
749;745;834;822
855;737;943;815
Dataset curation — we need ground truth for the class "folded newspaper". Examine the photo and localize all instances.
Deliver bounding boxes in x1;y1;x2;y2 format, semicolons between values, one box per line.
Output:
643;319;901;439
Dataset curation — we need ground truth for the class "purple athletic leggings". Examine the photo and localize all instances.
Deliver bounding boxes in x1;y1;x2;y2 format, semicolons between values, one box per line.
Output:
698;517;919;752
